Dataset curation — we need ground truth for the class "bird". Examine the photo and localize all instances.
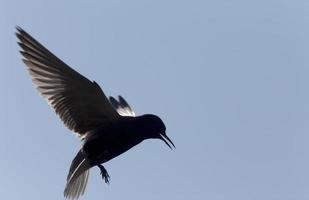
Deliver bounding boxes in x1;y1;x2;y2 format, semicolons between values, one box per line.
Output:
16;27;175;200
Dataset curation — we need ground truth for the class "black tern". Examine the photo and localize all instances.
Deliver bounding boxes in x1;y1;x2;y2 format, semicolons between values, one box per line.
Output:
16;27;175;200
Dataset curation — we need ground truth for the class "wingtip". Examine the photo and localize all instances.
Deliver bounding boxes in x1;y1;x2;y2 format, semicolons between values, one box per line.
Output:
15;26;24;36
15;25;22;31
15;26;27;43
15;26;34;42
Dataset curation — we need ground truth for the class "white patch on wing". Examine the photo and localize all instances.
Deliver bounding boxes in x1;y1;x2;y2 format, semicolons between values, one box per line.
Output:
109;95;136;117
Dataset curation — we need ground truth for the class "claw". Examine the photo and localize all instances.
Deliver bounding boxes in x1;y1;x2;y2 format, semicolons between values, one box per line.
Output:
98;164;110;184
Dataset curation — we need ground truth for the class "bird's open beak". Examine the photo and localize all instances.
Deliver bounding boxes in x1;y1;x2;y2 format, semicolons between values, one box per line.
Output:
160;133;175;150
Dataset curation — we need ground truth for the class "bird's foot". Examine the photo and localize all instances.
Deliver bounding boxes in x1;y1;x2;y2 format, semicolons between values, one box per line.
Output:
98;164;110;184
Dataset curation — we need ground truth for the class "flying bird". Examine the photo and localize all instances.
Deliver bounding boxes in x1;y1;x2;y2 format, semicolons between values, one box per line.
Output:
16;27;175;200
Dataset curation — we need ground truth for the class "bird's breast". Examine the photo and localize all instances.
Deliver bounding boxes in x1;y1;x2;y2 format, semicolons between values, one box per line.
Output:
82;124;143;165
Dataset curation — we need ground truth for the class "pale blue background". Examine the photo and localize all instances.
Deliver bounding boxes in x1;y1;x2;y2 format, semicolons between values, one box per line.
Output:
1;0;308;199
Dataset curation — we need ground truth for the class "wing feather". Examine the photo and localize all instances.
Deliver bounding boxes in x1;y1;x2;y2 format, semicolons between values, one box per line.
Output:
16;27;120;137
109;95;135;117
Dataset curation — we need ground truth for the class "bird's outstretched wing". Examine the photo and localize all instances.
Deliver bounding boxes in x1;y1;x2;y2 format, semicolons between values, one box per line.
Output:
109;95;135;117
16;27;120;138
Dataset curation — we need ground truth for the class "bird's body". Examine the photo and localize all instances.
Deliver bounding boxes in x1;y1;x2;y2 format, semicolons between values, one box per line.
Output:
83;115;153;165
16;27;174;200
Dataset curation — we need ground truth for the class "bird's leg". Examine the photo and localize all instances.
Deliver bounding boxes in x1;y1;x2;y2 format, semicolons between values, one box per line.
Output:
97;164;110;184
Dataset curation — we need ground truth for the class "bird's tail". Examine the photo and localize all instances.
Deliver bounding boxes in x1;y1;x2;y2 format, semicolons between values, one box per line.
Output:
64;150;92;200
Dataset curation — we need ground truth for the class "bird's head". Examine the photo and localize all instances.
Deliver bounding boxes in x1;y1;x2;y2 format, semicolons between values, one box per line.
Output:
139;114;175;149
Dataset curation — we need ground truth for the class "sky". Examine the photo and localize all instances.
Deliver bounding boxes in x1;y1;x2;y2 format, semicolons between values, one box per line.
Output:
0;0;308;200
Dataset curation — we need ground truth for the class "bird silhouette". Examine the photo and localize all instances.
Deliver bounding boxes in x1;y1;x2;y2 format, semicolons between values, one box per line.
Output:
16;27;175;200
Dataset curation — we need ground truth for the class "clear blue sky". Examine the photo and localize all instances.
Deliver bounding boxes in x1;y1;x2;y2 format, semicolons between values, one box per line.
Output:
1;0;308;199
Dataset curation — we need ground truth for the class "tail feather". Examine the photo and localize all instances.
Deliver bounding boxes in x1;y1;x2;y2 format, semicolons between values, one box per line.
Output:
64;150;92;200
